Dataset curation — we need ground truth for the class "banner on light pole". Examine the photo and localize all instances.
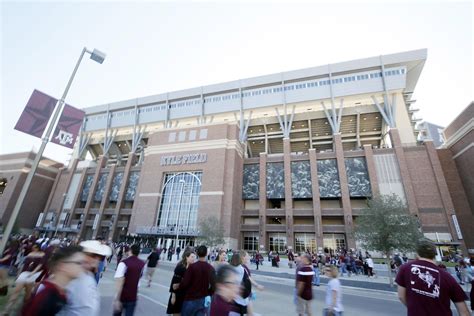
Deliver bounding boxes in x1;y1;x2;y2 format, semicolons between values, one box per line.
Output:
14;90;58;139
51;104;85;149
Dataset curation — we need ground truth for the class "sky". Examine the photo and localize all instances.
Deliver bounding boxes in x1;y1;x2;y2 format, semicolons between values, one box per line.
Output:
1;1;472;164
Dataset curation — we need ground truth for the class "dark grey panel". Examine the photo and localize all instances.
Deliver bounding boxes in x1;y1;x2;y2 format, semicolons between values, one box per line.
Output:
125;172;140;201
317;159;341;198
291;161;312;198
266;162;285;199
80;175;94;202
243;164;259;200
94;173;108;202
109;172;124;202
345;157;372;197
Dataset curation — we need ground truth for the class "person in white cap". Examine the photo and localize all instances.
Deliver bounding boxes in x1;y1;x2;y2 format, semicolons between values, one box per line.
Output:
57;240;111;316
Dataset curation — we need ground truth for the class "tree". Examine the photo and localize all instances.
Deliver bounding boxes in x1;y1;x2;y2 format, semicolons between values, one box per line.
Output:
354;194;423;286
196;215;225;249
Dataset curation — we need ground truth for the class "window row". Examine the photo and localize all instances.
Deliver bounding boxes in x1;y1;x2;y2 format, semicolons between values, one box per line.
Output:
86;68;405;122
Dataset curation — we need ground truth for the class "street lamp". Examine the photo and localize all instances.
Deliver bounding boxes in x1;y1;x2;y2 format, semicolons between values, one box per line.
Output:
174;179;186;250
0;47;106;255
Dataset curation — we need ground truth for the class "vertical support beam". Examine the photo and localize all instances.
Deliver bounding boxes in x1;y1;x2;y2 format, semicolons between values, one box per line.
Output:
109;153;136;241
424;140;466;253
308;119;314;149
356;111;361;148
263;123;269;154
200;87;205;124
92;165;116;239
363;144;380;197
309;149;323;249
78;155;108;239
283;138;294;249
258;153;267;250
67;167;88;233
165;93;170;128
39;168;64;229
333;134;355;249
388;129;418;215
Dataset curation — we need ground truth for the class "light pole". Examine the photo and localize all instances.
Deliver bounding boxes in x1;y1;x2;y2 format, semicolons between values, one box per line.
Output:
0;47;105;255
174;179;186;250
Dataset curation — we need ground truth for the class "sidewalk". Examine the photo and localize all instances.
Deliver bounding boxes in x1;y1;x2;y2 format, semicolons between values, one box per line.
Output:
150;254;472;294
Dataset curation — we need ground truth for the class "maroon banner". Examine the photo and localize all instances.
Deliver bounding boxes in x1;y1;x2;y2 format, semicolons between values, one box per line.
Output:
14;90;58;139
51;104;85;149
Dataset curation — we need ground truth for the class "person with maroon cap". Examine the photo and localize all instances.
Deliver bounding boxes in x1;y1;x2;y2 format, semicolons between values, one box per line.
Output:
180;245;216;316
113;244;145;316
396;239;469;316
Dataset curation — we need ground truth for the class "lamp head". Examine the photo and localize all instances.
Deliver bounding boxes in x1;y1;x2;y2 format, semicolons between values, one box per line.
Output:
90;49;106;64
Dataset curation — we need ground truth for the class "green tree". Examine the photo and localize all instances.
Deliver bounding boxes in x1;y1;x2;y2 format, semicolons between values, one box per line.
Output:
196;215;225;249
354;194;423;286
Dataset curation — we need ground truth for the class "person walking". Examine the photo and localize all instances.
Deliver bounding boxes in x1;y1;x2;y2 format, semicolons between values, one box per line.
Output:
311;254;320;286
176;246;181;261
324;265;344;316
295;254;314;316
4;243;44;314
212;250;228;270
166;250;196;315
113;244;145;316
396;239;469;316
57;240;112;316
210;265;241;316
366;255;374;278
179;245;216;316
21;246;85;316
255;251;263;271
145;248;160;287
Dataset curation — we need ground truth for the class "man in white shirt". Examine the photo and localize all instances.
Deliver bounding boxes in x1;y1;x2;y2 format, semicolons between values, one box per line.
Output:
58;240;111;316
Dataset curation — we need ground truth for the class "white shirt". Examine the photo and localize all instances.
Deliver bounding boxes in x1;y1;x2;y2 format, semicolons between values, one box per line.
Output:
366;258;374;268
233;265;249;306
114;262;127;278
57;272;99;316
325;278;343;312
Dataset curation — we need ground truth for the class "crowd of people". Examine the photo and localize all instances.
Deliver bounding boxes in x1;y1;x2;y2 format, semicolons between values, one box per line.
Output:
0;234;472;315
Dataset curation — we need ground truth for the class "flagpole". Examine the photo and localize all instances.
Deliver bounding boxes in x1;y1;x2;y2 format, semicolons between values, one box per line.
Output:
0;48;88;255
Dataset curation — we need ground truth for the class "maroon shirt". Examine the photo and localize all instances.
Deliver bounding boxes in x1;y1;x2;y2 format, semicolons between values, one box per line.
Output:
297;265;314;300
180;260;216;301
21;255;43;273
22;280;67;316
210;293;239;316
120;255;145;302
395;259;467;316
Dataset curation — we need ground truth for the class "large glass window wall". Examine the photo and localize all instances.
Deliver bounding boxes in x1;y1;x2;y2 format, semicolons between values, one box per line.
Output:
269;233;286;252
243;232;259;251
295;233;316;253
157;171;202;233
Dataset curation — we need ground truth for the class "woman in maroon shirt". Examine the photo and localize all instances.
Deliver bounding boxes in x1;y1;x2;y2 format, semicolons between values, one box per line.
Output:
4;244;45;313
22;245;85;316
210;264;241;316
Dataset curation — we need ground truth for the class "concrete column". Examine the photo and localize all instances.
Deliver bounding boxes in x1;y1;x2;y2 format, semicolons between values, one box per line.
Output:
258;153;267;250
283;138;294;249
52;159;82;230
78;155;108;239
109;153;136;241
363;145;380;196
39;168;64;228
424;140;467;254
333;134;355;249
68;168;88;231
389;128;418;215
309;149;323;249
92;165;116;239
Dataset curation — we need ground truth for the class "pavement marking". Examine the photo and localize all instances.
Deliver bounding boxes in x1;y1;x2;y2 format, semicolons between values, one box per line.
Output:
138;293;168;308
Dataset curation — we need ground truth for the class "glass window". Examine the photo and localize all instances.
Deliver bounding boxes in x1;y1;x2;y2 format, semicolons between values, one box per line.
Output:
125;172;140;202
295;233;316;253
243;232;259;251
157;172;203;233
269;233;286;252
323;233;346;252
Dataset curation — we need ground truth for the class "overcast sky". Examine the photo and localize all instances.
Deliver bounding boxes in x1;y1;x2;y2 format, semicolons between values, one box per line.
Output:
1;1;472;164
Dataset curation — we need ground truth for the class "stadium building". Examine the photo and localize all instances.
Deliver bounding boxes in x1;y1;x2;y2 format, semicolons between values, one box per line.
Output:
34;49;473;255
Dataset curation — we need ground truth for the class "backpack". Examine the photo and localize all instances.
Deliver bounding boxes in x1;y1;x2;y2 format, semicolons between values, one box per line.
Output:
241;268;252;299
